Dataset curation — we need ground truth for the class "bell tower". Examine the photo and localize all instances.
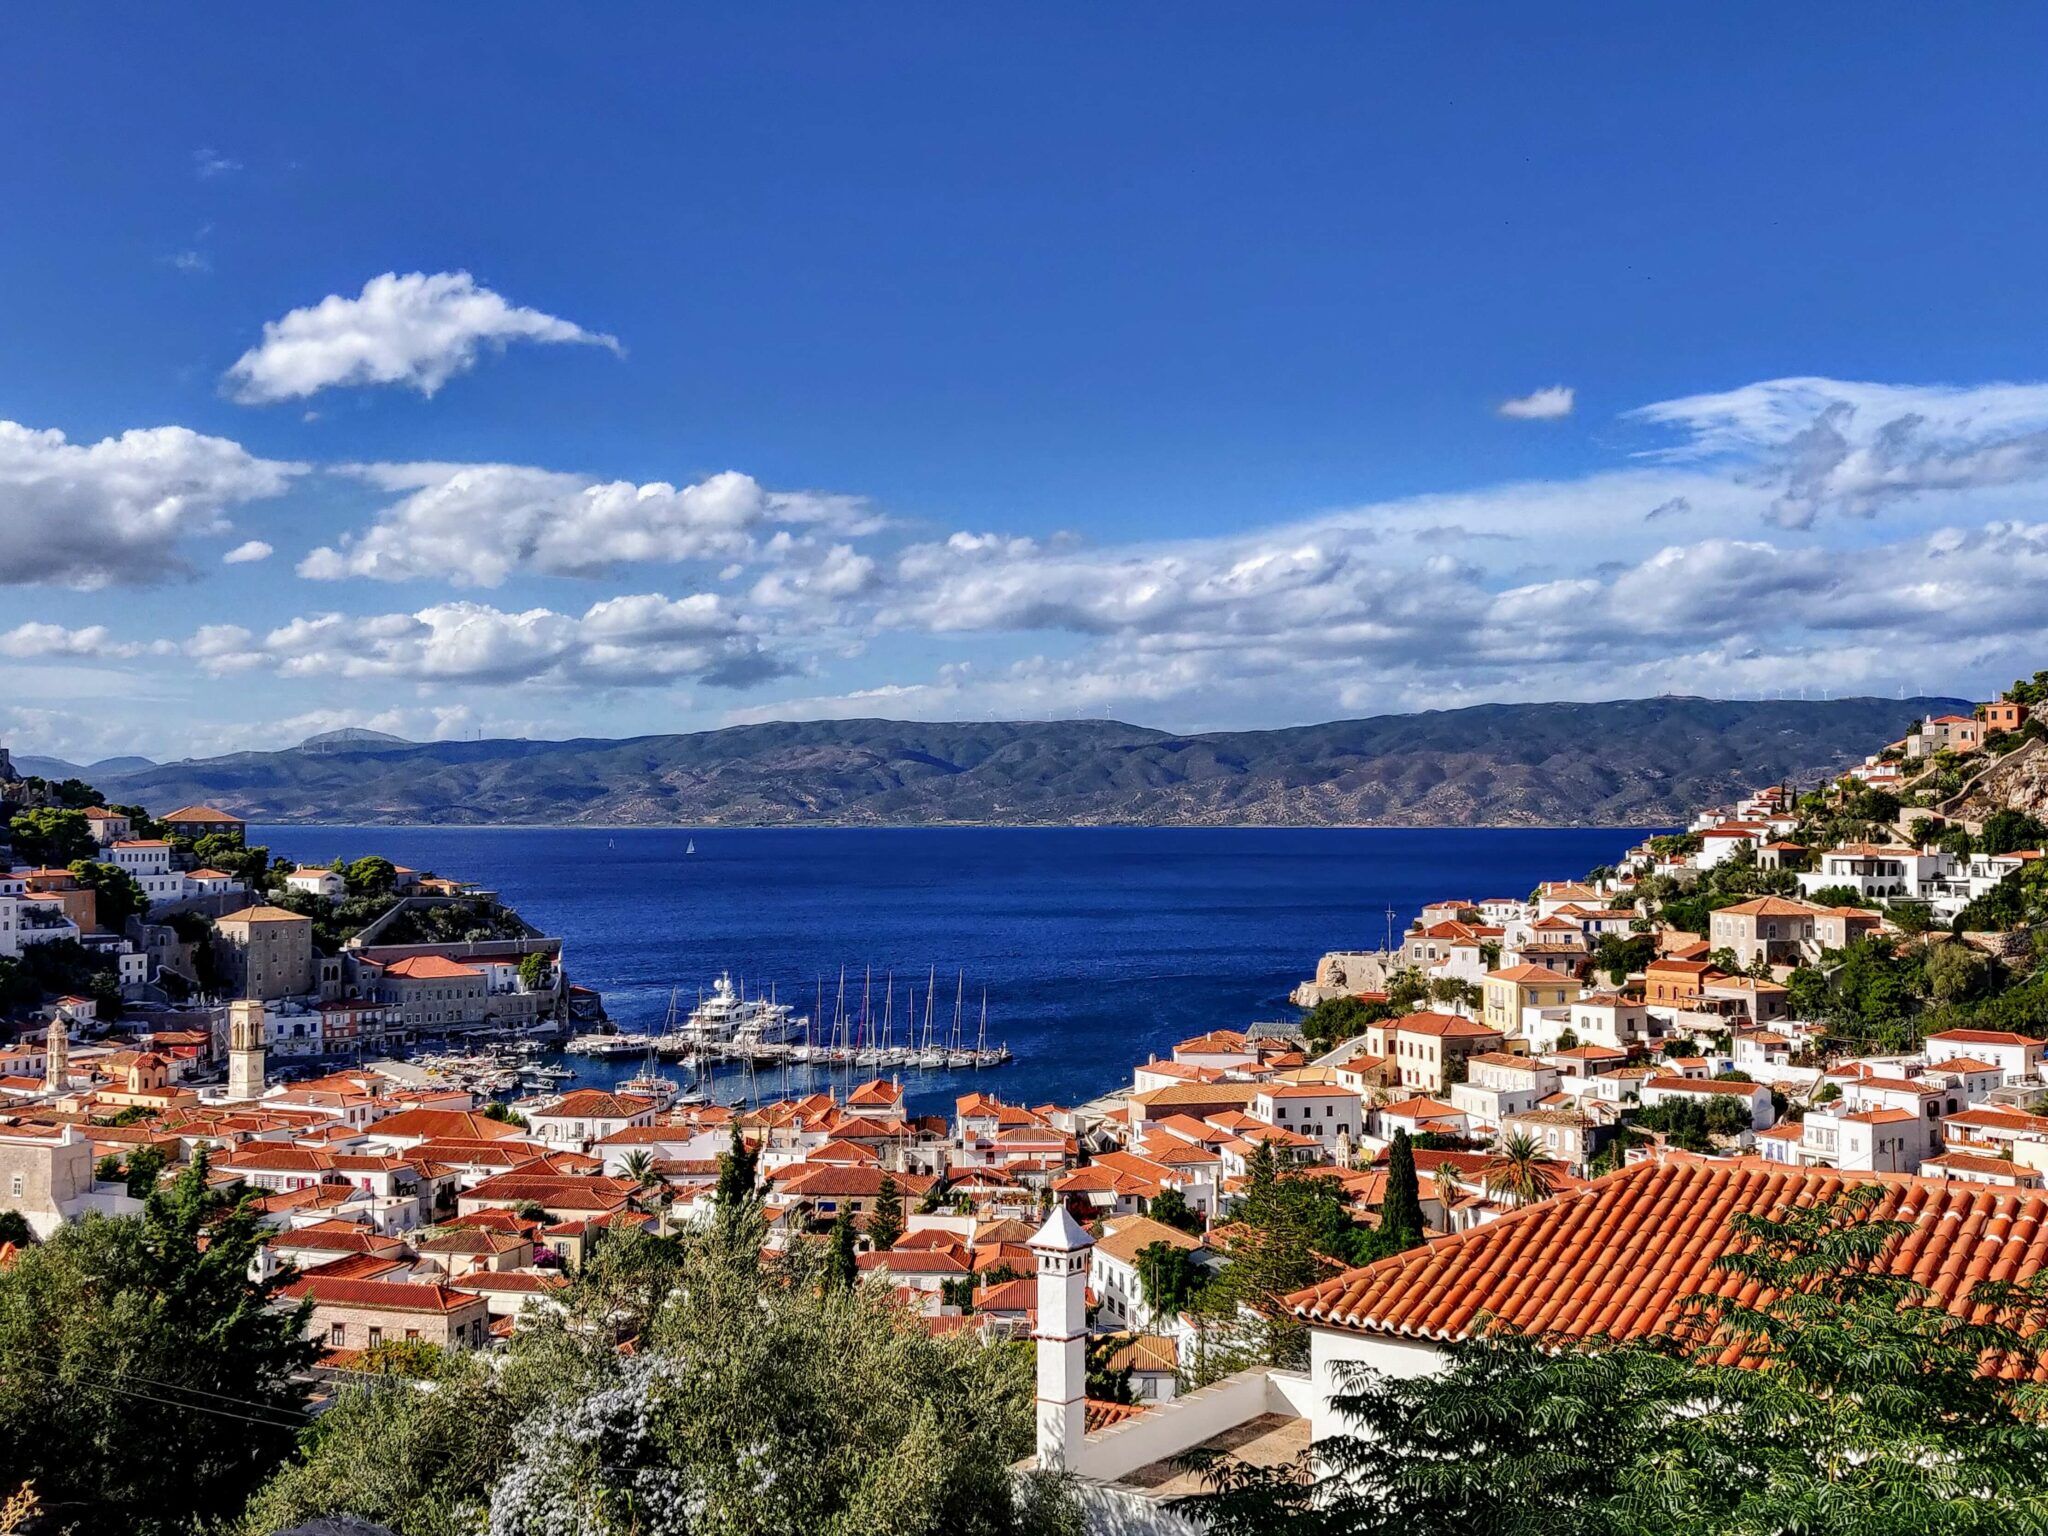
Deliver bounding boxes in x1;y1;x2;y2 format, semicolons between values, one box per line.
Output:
227;998;267;1101
1029;1203;1095;1471
43;1010;70;1093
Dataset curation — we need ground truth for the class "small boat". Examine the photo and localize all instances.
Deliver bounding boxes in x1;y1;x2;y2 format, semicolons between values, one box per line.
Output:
686;838;696;855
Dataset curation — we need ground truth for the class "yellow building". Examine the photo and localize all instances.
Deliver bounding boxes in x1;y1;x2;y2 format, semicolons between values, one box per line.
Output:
1483;962;1577;1035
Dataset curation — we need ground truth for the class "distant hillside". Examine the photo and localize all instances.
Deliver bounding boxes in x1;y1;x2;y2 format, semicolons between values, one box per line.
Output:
70;696;1965;828
13;753;158;780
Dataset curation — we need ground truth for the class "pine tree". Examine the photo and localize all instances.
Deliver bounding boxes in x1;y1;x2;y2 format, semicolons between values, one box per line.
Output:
866;1173;905;1251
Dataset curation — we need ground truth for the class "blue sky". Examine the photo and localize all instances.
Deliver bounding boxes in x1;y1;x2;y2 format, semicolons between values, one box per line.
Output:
5;6;2048;760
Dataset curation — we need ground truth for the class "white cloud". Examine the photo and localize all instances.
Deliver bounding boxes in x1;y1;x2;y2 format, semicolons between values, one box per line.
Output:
188;592;792;691
224;270;621;404
222;539;273;564
0;419;304;588
1498;385;1575;420
166;249;211;275
192;147;241;179
1628;376;2048;528
300;462;876;586
1;622;152;660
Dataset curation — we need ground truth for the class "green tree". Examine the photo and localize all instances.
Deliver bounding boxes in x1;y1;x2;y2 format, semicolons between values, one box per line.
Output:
866;1172;906;1251
6;808;94;867
1299;994;1393;1053
0;1152;315;1534
713;1118;758;1215
1135;1239;1205;1317
122;1144;165;1199
1925;940;1994;1005
193;832;270;887
1176;1185;2048;1536
1981;808;2048;856
517;950;553;991
1379;1129;1425;1247
1479;1131;1556;1208
1148;1186;1203;1236
66;859;148;932
1195;1142;1363;1375
343;855;398;898
824;1208;859;1292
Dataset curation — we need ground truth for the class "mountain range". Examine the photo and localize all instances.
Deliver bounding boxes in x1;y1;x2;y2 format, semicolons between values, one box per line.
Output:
19;695;1962;829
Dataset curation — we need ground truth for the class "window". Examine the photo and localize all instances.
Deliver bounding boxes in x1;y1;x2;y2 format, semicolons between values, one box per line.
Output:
329;1323;345;1346
367;1327;383;1347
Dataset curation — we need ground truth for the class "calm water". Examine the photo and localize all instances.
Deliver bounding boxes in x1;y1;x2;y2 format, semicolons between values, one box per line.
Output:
251;826;1638;1115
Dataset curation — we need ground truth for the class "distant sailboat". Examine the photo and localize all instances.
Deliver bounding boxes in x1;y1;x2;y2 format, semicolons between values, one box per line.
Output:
686;838;696;855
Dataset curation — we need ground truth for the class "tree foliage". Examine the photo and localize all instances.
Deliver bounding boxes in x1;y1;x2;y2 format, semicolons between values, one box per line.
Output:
1175;1185;2048;1536
0;1153;315;1535
66;858;147;931
6;808;94;868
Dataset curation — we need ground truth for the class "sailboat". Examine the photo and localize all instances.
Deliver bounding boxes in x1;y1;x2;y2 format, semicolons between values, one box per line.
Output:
686;838;696;855
917;967;945;1068
945;972;974;1068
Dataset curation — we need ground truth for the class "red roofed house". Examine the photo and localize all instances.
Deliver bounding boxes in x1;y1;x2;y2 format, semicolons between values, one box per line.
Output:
1283;1159;2048;1442
160;805;246;841
1639;1074;1774;1131
1927;1029;2046;1086
283;1273;489;1352
1482;965;1576;1036
1364;1011;1507;1095
373;954;490;1032
524;1089;659;1151
1249;1081;1364;1154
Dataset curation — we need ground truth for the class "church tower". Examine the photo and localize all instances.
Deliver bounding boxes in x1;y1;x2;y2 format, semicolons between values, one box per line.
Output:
1029;1202;1095;1471
43;1010;69;1093
227;998;267;1101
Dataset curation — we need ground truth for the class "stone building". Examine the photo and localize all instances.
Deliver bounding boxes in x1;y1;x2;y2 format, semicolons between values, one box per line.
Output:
213;906;317;1000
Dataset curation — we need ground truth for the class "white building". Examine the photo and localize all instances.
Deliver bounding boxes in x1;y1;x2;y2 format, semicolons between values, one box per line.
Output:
286;868;348;901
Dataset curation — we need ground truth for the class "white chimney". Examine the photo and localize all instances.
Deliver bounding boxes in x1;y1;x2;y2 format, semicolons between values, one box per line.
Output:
1028;1202;1094;1471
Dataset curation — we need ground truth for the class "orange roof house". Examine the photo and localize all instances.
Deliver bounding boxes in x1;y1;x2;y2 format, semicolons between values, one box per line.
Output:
1288;1158;2048;1372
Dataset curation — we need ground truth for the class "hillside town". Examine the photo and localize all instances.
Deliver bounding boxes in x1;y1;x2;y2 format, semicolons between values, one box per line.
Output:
4;677;2048;1532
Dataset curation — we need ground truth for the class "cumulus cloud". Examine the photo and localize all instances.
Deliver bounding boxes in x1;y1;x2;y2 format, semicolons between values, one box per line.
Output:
1499;385;1575;420
224;271;621;403
187;592;792;691
0;419;304;588
222;539;273;564
300;461;876;586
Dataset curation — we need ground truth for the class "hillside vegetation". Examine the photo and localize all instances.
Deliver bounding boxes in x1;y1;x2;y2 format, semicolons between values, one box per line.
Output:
77;695;1965;828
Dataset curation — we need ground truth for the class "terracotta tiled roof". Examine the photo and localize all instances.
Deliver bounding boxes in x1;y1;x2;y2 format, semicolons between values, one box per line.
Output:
1386;1011;1501;1039
533;1089;657;1120
1489;964;1577;984
1929;1029;2041;1048
382;954;484;980
1288;1158;2048;1363
1094;1214;1203;1266
282;1275;483;1313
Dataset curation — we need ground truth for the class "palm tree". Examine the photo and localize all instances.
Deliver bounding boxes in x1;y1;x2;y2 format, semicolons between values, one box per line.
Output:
1432;1163;1462;1226
1481;1131;1556;1208
620;1148;659;1190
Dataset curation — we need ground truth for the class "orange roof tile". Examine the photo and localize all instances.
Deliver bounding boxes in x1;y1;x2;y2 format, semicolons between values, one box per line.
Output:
1288;1159;2048;1361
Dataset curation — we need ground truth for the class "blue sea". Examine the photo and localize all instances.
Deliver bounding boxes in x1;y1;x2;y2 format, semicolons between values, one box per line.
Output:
250;826;1640;1116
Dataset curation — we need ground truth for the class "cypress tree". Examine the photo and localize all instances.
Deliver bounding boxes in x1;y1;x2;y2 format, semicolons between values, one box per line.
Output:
1382;1129;1425;1249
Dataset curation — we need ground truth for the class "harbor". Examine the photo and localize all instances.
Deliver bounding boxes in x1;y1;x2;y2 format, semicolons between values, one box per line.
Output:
378;965;1015;1112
